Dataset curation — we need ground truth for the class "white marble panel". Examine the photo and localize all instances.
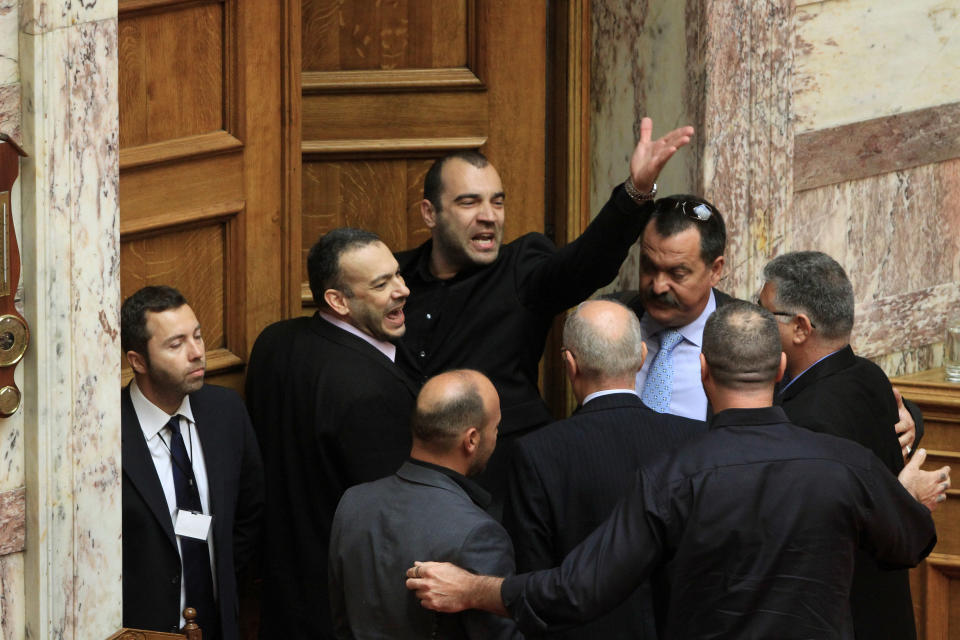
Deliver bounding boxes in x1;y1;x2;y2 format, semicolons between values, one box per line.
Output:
0;1;17;85
19;14;121;640
0;553;24;640
795;0;960;132
21;0;117;35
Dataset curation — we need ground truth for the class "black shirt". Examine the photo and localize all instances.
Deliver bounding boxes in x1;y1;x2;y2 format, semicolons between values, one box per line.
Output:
396;185;652;435
502;406;936;640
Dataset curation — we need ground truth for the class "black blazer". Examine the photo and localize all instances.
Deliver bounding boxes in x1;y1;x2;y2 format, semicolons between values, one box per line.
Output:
245;313;419;639
121;384;265;638
777;345;916;640
503;392;706;639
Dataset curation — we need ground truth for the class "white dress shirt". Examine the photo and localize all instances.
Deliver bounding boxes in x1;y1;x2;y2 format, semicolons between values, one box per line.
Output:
319;311;397;362
634;290;717;420
130;379;216;627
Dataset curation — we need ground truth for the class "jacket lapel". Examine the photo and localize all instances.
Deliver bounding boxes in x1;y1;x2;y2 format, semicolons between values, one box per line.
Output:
121;385;177;549
311;313;420;397
189;389;226;532
779;345;855;403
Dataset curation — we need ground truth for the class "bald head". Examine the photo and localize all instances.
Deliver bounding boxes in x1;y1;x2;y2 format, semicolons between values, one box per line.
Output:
702;301;783;390
563;300;645;380
411;370;500;454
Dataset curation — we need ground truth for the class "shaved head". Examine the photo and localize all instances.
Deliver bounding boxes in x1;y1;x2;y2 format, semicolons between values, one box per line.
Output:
702;301;782;389
411;370;500;454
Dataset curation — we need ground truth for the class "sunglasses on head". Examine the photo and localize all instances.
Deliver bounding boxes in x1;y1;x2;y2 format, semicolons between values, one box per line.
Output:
659;197;715;221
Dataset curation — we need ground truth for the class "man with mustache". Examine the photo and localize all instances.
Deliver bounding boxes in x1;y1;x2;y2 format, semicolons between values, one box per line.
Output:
397;117;694;507
621;195;730;420
623;197;922;457
245;228;420;639
121;285;264;639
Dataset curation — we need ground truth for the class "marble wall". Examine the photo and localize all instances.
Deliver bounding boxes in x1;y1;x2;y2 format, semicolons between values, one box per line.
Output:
12;0;122;638
0;1;25;637
591;0;960;378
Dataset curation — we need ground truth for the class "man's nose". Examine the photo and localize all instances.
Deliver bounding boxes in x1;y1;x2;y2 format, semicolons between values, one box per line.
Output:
650;273;670;294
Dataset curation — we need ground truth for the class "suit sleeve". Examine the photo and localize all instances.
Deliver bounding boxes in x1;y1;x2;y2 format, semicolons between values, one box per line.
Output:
456;519;525;640
232;406;265;573
857;459;937;570
518;186;653;316
904;397;925;450
501;469;666;634
503;443;556;572
328;501;356;640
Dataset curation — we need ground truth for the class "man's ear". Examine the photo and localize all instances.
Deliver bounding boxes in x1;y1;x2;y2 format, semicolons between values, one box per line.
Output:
708;255;725;288
324;289;350;316
126;350;148;375
463;426;480;455
792;313;814;345
699;352;710;385
775;352;787;383
562;349;578;381
640;341;648;369
421;199;438;229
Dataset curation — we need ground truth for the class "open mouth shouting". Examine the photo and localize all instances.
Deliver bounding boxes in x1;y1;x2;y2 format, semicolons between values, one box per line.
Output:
385;304;406;329
472;231;498;252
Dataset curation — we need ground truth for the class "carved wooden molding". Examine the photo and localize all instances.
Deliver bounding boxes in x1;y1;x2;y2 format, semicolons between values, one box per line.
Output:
303;68;483;95
302;137;487;158
120;132;244;172
119;0;223;17
924;553;960;639
890;369;960;415
0;487;25;556
795;102;960;192
120;200;244;238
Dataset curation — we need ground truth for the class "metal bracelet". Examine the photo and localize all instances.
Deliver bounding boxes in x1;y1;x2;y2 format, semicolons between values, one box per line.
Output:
624;176;657;203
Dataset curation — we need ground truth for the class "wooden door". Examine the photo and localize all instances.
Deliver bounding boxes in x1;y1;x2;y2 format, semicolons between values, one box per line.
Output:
118;0;287;392
297;0;548;310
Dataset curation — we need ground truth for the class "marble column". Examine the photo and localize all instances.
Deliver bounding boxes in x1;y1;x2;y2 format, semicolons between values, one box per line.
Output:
19;0;121;638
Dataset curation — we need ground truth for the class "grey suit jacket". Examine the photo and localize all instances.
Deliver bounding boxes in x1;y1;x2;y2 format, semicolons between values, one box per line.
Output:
329;461;523;640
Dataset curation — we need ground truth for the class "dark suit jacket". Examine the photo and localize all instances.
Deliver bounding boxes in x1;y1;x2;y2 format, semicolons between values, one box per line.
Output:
503;393;706;639
245;313;419;639
121;384;265;639
777;345;915;640
329;461;522;639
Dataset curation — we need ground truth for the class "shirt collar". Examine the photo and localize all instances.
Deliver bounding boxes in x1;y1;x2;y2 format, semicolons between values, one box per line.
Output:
318;311;397;362
129;378;195;440
779;347;843;394
406;457;492;509
708;405;790;431
640;289;717;347
582;389;639;406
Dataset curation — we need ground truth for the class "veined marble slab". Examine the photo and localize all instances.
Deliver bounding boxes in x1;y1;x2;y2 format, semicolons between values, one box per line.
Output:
21;0;116;34
795;0;960;133
0;0;16;85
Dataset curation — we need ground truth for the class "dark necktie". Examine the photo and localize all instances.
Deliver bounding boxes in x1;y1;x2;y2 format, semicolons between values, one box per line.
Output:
166;415;219;639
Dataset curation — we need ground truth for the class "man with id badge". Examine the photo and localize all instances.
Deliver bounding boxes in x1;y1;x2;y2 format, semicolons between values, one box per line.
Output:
121;286;264;639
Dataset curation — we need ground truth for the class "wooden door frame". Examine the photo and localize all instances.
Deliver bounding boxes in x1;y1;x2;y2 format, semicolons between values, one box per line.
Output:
279;0;591;417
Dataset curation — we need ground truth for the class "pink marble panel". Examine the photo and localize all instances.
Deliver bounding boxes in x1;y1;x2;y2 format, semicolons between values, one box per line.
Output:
697;0;794;298
0;487;24;556
0;84;19;143
791;159;960;358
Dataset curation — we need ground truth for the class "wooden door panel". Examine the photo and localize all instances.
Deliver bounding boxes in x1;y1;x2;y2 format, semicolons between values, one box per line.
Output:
118;1;225;147
304;0;468;71
119;0;284;391
299;0;546;308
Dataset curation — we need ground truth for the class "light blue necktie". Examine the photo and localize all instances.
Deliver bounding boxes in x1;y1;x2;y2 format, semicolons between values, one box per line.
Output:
642;329;684;413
